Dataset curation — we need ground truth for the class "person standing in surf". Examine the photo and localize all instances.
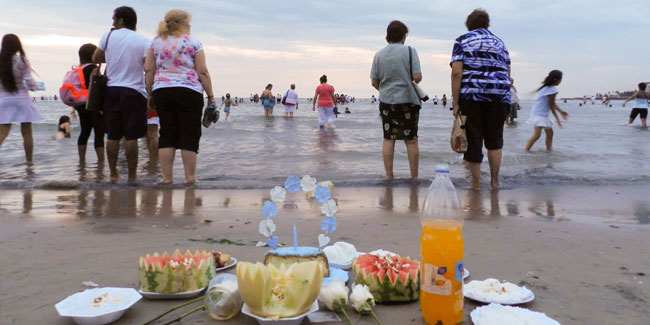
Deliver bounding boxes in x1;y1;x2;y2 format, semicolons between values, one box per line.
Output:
261;84;274;117
622;82;649;127
0;34;43;163
312;75;337;128
525;70;569;151
451;9;511;189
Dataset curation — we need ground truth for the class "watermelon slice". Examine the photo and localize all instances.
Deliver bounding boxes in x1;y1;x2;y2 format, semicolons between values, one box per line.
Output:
352;250;420;303
138;249;216;293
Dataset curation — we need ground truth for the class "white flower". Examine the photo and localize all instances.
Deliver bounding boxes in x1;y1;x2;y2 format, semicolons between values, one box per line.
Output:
318;279;348;311
270;186;286;203
320;199;338;216
300;175;317;192
258;219;276;237
349;284;375;314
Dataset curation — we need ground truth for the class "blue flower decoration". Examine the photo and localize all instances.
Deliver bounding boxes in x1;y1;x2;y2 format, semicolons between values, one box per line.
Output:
320;216;337;234
314;185;331;203
267;236;279;249
262;200;277;219
284;176;301;193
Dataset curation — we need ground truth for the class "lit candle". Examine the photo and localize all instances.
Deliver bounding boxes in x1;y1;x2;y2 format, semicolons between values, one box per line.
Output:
293;224;298;251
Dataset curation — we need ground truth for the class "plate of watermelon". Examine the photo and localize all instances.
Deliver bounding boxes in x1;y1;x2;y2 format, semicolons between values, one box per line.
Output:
138;287;206;300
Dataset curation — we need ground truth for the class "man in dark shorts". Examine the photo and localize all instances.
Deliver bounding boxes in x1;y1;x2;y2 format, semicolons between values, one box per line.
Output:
92;6;151;182
451;9;511;190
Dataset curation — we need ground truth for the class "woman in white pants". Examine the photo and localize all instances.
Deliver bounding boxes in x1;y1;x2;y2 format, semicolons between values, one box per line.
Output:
312;75;336;128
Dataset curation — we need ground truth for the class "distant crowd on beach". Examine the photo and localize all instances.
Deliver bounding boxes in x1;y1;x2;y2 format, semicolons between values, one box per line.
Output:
1;6;648;189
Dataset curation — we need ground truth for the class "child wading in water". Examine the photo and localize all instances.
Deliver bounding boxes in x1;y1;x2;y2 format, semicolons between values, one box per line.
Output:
220;93;233;121
525;70;569;151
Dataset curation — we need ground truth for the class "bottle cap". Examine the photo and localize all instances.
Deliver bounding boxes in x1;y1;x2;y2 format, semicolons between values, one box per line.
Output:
435;164;450;173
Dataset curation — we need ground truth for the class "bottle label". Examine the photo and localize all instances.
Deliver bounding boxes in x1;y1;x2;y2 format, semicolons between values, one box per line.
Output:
454;261;464;282
421;263;452;296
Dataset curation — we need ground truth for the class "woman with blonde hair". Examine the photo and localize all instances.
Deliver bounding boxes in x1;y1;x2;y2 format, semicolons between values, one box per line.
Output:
145;9;216;184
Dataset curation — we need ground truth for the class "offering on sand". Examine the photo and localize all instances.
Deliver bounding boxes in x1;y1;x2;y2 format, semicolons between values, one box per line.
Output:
352;249;420;303
464;278;534;304
323;241;358;268
212;251;233;269
237;261;323;320
470;303;560;325
264;246;330;277
138;249;216;293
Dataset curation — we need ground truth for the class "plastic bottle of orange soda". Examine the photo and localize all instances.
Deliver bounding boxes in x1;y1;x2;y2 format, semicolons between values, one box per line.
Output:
420;164;463;324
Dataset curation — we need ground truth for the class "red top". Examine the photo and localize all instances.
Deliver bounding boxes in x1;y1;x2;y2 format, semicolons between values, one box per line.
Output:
315;84;335;108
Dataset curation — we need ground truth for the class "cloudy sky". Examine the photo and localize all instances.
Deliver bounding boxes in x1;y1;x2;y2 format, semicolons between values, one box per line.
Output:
1;0;648;99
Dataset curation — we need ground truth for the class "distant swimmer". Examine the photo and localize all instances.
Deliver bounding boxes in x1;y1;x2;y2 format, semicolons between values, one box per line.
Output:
525;70;569;151
53;115;71;140
432;95;438;105
344;107;351;114
442;94;447;107
622;82;649;127
591;96;595;105
370;94;377;104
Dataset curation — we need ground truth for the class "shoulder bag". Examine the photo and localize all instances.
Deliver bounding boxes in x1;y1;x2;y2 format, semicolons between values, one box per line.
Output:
408;46;429;102
85;29;114;111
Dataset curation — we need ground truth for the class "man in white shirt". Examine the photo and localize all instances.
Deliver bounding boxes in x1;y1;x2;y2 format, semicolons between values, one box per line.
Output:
283;84;299;118
92;6;150;183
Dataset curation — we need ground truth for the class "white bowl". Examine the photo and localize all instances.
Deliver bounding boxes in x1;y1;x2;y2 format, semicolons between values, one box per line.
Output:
241;300;318;325
55;287;142;325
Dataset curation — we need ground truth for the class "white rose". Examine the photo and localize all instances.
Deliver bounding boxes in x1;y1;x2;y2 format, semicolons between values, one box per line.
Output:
318;279;348;311
349;284;375;313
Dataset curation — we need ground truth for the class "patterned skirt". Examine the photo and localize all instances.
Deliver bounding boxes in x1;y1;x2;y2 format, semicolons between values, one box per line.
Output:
379;102;420;140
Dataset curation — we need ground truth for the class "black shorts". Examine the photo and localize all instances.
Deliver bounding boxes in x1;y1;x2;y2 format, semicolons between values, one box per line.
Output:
630;108;648;120
379;102;421;140
103;87;147;140
460;100;509;163
153;87;204;153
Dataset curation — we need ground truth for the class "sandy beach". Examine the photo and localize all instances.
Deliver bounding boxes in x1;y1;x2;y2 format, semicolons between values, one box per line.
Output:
1;185;648;324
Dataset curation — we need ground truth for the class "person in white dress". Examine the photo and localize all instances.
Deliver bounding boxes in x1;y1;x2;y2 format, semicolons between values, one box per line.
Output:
282;84;299;118
525;70;569;151
0;34;43;163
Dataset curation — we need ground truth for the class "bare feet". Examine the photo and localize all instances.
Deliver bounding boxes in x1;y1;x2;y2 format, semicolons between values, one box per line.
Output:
110;174;120;183
161;178;173;185
185;177;198;185
490;180;500;190
385;173;394;181
466;184;481;191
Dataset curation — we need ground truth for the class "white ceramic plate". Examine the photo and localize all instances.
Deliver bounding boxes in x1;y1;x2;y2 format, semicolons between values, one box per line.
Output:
139;286;206;300
216;257;238;272
242;300;318;325
470;303;560;325
55;287;142;325
464;281;535;305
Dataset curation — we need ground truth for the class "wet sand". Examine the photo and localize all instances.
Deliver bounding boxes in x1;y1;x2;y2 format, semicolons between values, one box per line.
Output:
1;186;649;324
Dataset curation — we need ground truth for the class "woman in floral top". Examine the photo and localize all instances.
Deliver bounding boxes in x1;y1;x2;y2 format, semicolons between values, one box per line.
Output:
145;9;216;184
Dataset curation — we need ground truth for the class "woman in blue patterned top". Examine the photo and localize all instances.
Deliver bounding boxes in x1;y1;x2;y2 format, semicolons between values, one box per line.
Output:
450;9;511;190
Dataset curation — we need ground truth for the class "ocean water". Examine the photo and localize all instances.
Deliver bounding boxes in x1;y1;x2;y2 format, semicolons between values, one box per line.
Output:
0;98;647;190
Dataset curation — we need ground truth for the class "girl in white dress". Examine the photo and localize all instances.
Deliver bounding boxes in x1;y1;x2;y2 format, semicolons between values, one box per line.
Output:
0;34;43;163
525;70;569;151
